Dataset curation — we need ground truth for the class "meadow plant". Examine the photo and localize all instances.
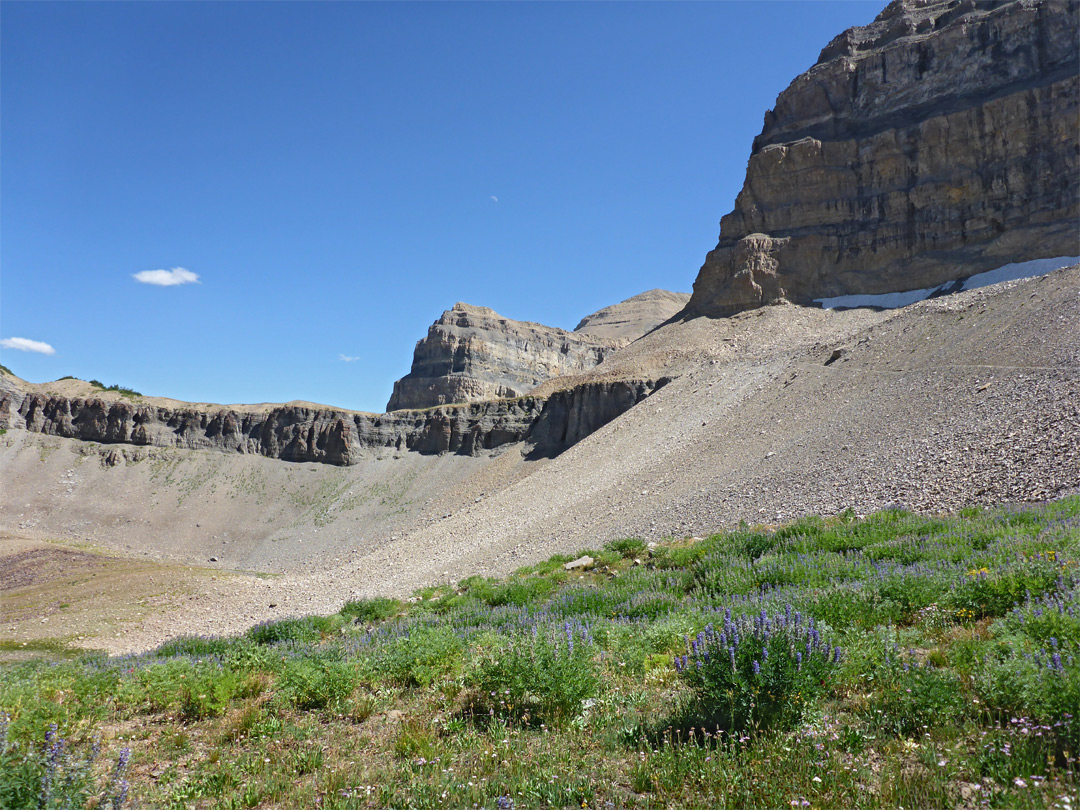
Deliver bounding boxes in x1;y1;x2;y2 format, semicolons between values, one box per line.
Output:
278;658;358;710
377;625;465;687
674;606;840;733
865;651;967;737
246;615;337;645
0;719;130;810
465;620;599;725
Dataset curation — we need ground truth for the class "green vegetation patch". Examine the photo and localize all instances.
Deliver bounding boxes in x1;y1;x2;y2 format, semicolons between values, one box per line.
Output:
1;497;1077;809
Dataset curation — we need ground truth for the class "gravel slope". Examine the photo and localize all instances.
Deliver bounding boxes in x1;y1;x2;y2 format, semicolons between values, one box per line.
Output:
2;268;1077;653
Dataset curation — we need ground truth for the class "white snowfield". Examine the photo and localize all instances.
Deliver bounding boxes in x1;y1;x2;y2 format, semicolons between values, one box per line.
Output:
815;256;1080;310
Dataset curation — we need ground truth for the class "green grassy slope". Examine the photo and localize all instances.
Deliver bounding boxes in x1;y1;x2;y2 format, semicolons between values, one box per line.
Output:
3;498;1078;809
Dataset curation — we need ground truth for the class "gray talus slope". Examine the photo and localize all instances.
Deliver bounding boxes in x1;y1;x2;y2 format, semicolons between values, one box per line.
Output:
342;267;1080;598
5;269;1074;654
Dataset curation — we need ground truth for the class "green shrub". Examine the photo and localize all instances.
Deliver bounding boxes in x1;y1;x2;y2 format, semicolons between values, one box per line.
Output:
676;608;840;733
866;657;967;737
465;623;599;725
178;668;246;720
378;625;464;687
155;635;238;658
339;597;402;624
605;537;647;559
0;719;131;810
246;616;336;645
948;560;1063;619
973;638;1080;753
277;659;357;711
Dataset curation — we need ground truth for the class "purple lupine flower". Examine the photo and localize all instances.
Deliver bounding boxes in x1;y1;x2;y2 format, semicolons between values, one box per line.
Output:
730;646;736;669
796;651;803;671
1051;653;1063;671
40;724;64;808
762;646;769;660
674;655;683;673
833;646;842;664
753;660;761;675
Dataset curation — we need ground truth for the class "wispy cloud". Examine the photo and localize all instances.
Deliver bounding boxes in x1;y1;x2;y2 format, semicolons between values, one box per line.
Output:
1;337;56;355
490;195;499;204
133;267;200;286
339;353;360;363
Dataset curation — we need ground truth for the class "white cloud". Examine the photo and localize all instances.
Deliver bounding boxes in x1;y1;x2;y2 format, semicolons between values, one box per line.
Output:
339;353;360;363
490;195;499;204
133;267;200;286
1;337;56;355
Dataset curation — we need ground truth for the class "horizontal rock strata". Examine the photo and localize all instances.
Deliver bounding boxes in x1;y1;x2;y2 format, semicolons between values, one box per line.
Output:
388;291;688;411
689;0;1080;317
387;303;618;411
0;376;665;467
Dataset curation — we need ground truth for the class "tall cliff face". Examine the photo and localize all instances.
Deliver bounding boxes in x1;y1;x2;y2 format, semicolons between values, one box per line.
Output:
386;291;687;411
688;0;1079;317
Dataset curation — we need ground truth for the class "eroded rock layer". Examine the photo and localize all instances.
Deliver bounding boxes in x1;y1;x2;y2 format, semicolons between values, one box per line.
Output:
0;374;664;466
386;291;687;411
688;0;1080;317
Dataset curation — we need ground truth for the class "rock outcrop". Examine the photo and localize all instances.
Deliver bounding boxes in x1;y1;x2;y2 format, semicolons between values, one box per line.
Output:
386;303;617;412
3;389;544;465
573;289;690;342
526;378;670;458
0;372;667;466
387;291;687;411
688;0;1079;317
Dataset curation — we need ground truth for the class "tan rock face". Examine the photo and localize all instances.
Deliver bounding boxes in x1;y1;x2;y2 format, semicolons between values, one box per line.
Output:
387;291;687;411
688;0;1079;317
573;289;690;341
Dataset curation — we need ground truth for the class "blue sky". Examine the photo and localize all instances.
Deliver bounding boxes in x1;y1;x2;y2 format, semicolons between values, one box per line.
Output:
1;1;880;413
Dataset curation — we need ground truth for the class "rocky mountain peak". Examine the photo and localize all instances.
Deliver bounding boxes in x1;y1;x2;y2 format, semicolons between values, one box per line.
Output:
688;0;1079;318
386;290;688;411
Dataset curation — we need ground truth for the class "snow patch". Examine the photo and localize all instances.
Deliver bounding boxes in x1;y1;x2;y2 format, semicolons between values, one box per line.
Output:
815;256;1079;310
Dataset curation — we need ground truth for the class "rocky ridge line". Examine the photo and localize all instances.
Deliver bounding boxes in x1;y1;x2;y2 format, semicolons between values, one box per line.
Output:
0;374;664;466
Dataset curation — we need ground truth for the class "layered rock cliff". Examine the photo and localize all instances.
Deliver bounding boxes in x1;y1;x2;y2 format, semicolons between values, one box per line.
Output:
688;0;1080;317
387;291;687;411
0;372;664;466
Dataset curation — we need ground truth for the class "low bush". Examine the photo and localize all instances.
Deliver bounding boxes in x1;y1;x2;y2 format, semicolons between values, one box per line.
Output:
675;606;840;733
605;537;648;559
377;625;464;687
246;615;336;645
948;558;1065;619
155;635;238;659
865;654;967;737
0;719;131;809
277;659;357;711
465;622;599;725
339;597;401;624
